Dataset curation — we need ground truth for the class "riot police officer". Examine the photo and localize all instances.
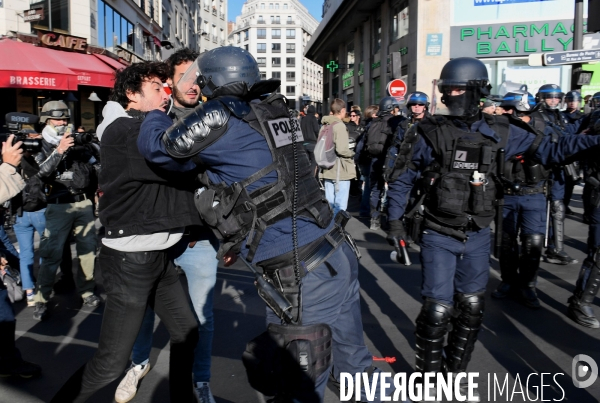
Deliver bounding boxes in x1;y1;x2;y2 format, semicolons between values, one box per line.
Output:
364;97;405;230
568;107;600;328
563;90;584;123
137;47;392;401
385;57;600;400
561;91;584;215
491;89;552;308
405;92;431;125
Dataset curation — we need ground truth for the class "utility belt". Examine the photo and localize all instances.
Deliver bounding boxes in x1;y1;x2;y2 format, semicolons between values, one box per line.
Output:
49;193;88;204
424;217;478;242
258;221;354;289
504;185;545;196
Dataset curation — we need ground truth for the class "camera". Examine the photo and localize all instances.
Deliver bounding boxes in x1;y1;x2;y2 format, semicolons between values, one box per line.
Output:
1;112;42;153
73;132;93;146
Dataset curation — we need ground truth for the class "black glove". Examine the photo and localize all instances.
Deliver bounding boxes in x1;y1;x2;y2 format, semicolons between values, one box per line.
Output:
386;220;407;246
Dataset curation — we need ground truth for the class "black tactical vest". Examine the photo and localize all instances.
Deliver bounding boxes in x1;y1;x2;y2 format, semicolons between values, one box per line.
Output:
195;94;332;261
417;115;509;230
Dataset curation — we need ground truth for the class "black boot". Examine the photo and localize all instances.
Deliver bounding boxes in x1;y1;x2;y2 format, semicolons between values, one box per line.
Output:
444;293;484;403
518;234;544;309
493;232;519;299
567;257;600;328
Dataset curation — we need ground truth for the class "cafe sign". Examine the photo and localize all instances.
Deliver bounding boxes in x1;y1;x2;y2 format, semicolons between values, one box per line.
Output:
37;29;88;53
450;19;586;58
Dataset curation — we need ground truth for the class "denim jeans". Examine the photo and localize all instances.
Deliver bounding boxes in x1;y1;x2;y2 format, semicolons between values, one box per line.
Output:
34;200;96;302
266;243;373;402
13;209;46;291
358;162;371;216
50;245;199;403
131;235;219;383
0;224;19;274
324;179;351;216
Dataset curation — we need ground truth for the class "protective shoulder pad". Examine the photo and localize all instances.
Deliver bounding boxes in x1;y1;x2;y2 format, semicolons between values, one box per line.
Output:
163;98;232;158
218;96;252;119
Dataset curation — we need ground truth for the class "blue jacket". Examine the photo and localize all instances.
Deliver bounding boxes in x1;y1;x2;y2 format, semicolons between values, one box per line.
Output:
138;109;332;263
387;117;600;222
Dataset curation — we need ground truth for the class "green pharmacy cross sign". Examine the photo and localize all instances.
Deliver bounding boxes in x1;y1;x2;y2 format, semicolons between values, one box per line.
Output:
326;60;339;72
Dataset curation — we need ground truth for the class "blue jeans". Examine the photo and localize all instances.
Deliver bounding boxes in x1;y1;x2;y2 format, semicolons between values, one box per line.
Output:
0;224;19;273
131;235;219;383
266;243;373;402
419;228;491;305
358;162;371;216
324;179;350;216
13;209;46;291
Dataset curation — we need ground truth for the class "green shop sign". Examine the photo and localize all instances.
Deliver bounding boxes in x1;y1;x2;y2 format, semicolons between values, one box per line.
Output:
450;19;587;58
342;70;354;89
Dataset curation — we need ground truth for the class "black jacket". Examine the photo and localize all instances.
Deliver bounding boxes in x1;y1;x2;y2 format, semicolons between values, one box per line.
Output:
300;105;320;143
98;114;202;238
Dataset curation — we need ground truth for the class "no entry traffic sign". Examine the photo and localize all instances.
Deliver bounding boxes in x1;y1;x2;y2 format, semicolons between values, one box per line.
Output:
387;79;407;101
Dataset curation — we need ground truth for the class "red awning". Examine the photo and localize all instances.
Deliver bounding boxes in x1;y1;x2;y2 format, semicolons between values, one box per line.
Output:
93;54;128;71
51;50;116;88
0;39;78;90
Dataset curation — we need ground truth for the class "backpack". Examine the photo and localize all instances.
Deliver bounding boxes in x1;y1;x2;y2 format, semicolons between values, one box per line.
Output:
314;121;340;169
365;116;393;157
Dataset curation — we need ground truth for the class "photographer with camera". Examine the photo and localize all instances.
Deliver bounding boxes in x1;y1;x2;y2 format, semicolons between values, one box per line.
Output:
31;101;100;321
0;133;41;378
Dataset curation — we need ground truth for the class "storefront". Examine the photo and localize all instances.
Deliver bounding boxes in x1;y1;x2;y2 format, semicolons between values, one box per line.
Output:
0;34;127;132
450;0;590;97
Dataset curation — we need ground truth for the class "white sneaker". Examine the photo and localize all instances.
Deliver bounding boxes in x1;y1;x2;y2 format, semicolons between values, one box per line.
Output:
195;382;216;403
115;363;151;403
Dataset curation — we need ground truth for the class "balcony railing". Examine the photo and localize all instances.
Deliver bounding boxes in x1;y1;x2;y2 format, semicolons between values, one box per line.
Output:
286;20;295;24
257;19;266;24
212;8;217;15
272;35;281;39
257;34;266;39
272;48;280;53
286;48;295;53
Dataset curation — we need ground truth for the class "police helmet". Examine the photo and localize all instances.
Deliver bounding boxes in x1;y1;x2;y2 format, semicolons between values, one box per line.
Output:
591;92;600;109
378;96;400;116
406;92;430;109
437;57;491;117
175;46;276;100
564;90;582;103
535;84;564;106
40;100;71;123
500;90;536;112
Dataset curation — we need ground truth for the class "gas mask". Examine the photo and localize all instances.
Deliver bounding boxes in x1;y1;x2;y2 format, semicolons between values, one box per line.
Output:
42;122;72;146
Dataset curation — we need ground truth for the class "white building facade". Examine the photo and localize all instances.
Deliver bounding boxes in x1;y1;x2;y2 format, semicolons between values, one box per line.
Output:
161;0;228;58
229;0;322;109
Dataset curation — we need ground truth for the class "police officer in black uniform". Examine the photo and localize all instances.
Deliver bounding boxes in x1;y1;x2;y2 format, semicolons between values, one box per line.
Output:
490;89;553;308
567;106;600;328
138;47;393;402
561;90;584;215
385;58;600;400
364;97;405;230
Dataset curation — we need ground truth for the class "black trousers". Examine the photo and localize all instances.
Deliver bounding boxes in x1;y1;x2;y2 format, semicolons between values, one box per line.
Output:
51;245;199;403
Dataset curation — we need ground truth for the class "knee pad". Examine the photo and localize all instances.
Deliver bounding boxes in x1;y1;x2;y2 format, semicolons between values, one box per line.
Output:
415;298;453;339
520;234;544;259
453;292;485;328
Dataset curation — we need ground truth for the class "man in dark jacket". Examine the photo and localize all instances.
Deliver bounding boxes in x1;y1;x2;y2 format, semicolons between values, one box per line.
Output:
300;104;320;174
51;62;200;403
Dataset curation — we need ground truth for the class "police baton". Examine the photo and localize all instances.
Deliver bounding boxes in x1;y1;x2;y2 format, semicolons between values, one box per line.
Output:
391;236;412;266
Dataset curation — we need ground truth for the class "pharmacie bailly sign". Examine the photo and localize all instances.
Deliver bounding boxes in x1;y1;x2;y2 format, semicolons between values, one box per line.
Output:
450;19;585;58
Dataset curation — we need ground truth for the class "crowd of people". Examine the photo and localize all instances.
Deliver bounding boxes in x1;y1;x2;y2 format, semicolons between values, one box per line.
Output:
0;46;599;403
